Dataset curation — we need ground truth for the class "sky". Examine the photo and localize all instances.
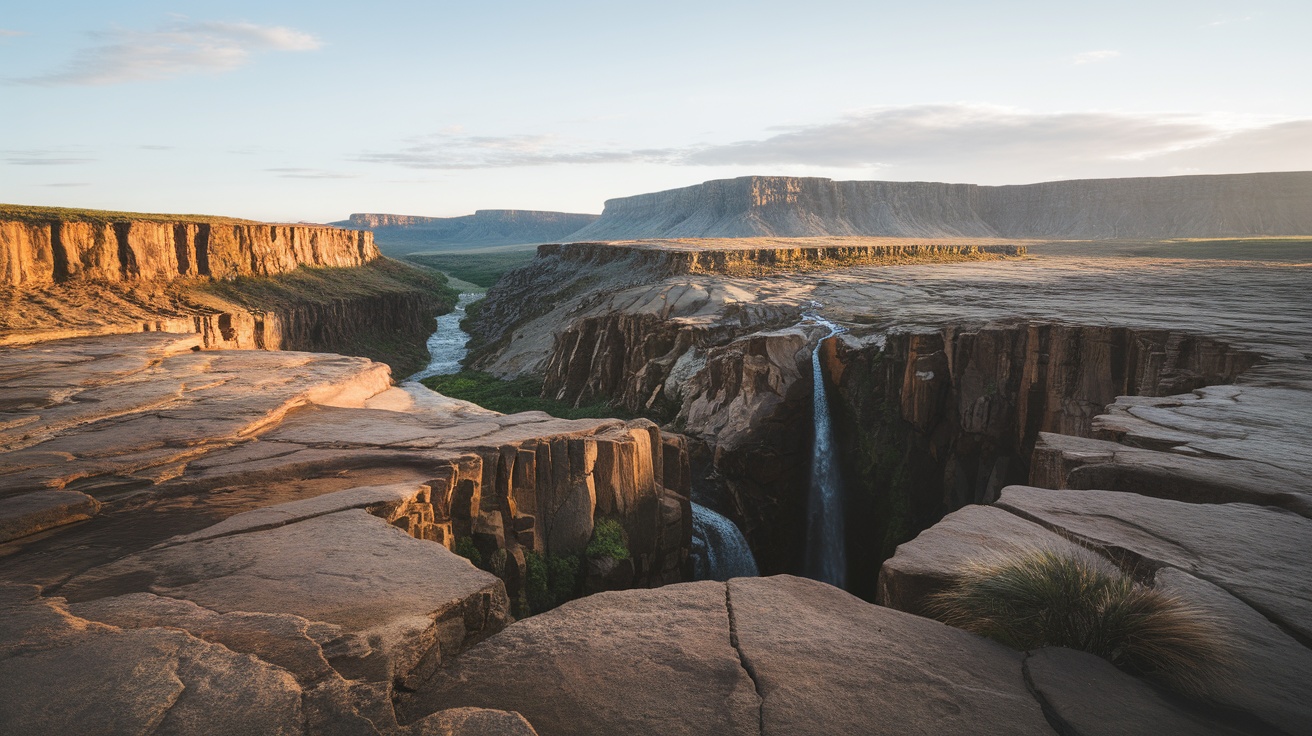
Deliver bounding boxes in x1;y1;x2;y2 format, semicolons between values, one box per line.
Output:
2;1;1310;222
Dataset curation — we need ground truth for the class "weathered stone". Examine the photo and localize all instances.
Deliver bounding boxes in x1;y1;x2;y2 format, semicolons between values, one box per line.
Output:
996;486;1312;643
729;576;1053;735
1023;647;1243;736
403;707;539;736
0;489;100;543
400;581;759;736
59;509;512;689
0;584;304;736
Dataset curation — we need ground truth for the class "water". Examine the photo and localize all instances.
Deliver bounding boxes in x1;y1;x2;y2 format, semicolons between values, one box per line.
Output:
408;293;480;381
690;503;760;581
803;312;847;588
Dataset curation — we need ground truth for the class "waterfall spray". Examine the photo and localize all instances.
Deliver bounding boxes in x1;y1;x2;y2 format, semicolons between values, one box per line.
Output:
804;309;847;588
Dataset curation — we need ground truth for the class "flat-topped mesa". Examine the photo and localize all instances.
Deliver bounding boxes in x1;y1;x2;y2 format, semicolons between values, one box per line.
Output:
569;172;1312;240
0;211;378;287
537;238;1026;278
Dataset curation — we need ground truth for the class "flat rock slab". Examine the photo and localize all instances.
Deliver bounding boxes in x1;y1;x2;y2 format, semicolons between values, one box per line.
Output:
0;489;100;543
59;509;511;687
728;576;1053;736
403;707;539;736
400;580;761;736
876;504;1082;615
1023;647;1243;736
996;486;1312;644
404;576;1055;736
0;584;303;736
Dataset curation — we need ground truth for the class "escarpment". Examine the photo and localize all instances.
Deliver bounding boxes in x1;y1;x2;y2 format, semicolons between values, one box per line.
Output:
1;212;377;287
570;171;1312;240
333;209;600;255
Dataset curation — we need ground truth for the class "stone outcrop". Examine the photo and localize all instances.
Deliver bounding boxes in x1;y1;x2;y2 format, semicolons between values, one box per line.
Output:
0;332;694;733
334;210;599;256
0;215;377;287
569;172;1312;240
400;576;1057;735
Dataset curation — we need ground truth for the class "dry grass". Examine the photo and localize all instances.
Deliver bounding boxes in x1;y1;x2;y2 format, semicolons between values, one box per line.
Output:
0;203;258;226
929;547;1234;695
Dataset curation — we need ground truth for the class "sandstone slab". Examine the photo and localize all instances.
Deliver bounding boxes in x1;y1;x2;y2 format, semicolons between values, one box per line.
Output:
996;486;1312;644
1023;647;1243;736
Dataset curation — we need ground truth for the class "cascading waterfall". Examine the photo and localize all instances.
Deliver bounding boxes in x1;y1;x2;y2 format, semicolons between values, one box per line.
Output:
690;503;760;581
409;292;480;381
804;311;847;588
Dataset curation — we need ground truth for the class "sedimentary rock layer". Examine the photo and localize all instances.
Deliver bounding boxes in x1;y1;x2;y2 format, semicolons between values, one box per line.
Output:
569;172;1312;240
335;210;599;254
0;217;377;287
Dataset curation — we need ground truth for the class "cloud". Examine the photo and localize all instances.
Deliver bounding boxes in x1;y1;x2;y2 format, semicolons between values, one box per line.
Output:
0;29;27;38
4;149;96;166
1072;49;1120;64
43;182;90;187
354;133;673;170
354;104;1312;183
266;167;359;179
138;144;174;150
17;20;321;86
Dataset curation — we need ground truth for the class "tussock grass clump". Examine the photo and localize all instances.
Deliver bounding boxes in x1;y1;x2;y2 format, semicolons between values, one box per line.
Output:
929;548;1233;695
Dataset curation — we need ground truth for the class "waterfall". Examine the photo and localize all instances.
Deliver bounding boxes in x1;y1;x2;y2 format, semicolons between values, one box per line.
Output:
804;313;846;588
690;503;760;581
409;292;480;381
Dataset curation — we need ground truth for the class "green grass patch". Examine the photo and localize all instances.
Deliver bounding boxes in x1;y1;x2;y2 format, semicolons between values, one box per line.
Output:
585;518;630;561
421;369;631;420
0;202;259;226
405;251;536;288
199;257;456;309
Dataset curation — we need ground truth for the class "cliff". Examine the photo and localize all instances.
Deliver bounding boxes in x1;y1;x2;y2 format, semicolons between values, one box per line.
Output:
569;172;1312;240
0;205;378;287
334;209;599;255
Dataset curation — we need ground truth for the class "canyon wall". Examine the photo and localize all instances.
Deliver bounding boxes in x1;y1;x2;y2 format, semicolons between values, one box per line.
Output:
0;218;378;287
569;172;1312;240
336;209;600;255
825;323;1257;599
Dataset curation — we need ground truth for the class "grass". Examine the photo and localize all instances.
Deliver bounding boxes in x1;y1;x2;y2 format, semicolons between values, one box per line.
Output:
405;251;536;288
421;369;632;420
0;202;258;226
585;518;630;561
199;257;457;308
929;548;1233;695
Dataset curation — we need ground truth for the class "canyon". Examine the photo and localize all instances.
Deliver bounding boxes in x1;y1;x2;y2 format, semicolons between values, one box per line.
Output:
334;210;600;256
2;184;1311;734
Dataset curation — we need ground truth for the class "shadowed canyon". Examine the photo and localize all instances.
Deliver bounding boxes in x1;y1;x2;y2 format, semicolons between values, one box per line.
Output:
2;173;1311;735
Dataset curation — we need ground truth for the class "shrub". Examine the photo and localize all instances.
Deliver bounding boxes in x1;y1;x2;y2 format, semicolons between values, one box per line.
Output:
523;550;583;615
929;547;1232;695
585;518;630;561
453;537;483;568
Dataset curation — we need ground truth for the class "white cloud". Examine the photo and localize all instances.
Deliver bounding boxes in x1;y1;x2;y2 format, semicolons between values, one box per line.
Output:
0;29;28;38
4;148;97;166
18;19;321;86
1072;49;1120;65
354;104;1312;183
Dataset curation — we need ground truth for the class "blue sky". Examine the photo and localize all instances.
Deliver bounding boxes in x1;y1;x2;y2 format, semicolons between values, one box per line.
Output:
2;1;1309;221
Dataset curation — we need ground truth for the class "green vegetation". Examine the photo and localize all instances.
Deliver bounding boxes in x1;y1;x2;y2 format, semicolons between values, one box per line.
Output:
200;257;456;308
405;251;536;288
453;537;483;568
585;518;630;561
525;550;582;615
421;370;632;420
0;202;258;226
929;548;1233;695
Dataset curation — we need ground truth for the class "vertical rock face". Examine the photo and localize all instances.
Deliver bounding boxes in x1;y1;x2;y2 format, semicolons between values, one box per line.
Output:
0;217;377;287
826;322;1257;599
568;172;1312;240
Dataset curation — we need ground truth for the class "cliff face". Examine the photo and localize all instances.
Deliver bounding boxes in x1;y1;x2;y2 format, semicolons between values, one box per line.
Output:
0;218;377;287
569;172;1312;240
336;209;599;255
826;323;1257;599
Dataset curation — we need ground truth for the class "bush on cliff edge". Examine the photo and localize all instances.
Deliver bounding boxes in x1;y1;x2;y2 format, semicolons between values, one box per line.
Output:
929;548;1233;695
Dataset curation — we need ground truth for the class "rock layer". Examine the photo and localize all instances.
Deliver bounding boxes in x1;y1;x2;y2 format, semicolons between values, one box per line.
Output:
1;216;377;287
570;172;1312;240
